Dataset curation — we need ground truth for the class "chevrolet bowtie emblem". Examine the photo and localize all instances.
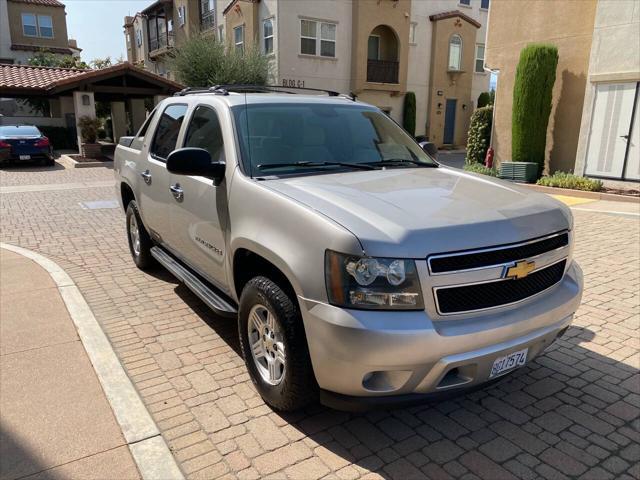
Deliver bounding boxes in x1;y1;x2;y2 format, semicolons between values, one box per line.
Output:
505;260;536;280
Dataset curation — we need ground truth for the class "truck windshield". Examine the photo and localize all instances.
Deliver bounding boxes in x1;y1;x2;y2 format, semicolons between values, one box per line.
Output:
231;103;437;177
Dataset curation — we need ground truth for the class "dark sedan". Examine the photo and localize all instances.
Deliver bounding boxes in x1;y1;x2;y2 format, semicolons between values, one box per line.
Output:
0;125;54;166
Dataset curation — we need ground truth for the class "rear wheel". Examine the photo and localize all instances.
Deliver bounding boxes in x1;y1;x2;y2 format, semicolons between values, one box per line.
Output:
126;200;155;270
238;276;317;411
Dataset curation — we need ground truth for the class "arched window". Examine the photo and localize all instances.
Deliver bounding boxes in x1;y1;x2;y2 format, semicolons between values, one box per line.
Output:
448;34;462;71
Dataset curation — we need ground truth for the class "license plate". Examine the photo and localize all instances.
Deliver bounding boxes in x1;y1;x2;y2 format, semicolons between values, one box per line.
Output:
489;348;528;378
19;155;30;160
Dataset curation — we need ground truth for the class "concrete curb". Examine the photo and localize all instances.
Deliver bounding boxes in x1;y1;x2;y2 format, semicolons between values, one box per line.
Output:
58;154;113;169
0;242;184;480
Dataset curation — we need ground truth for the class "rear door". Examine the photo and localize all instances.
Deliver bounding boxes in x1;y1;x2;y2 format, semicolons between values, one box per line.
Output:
137;103;188;244
168;104;230;290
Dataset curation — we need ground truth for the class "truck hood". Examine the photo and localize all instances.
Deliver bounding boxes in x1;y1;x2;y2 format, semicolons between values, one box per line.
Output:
264;167;572;258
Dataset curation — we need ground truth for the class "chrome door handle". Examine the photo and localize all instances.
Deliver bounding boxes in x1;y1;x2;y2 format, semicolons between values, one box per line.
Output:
140;170;152;184
169;183;184;201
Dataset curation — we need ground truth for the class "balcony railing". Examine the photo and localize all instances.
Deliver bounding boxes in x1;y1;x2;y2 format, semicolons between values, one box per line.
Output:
149;32;175;53
367;59;399;84
200;11;215;31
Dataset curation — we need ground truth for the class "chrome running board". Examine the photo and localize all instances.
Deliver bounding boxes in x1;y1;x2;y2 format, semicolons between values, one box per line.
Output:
151;246;237;318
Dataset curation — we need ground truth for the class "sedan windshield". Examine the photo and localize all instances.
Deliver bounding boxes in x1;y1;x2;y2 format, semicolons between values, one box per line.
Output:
232;103;437;177
0;125;41;137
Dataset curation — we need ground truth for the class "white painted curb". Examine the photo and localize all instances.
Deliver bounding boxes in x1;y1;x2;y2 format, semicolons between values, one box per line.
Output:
1;243;184;480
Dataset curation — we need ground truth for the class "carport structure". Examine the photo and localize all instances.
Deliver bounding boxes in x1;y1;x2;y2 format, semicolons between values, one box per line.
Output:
0;62;182;148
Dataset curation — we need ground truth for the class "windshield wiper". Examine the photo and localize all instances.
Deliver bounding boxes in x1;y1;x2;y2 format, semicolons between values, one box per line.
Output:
257;161;377;171
361;159;439;168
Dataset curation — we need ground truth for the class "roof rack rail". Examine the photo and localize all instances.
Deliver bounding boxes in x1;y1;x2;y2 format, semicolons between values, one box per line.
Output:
175;84;357;100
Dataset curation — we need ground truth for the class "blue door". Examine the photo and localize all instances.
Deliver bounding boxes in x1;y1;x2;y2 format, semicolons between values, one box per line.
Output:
443;99;457;144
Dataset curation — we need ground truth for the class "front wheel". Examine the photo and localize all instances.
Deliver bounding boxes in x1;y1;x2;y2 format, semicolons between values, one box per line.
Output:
238;276;317;411
125;200;155;270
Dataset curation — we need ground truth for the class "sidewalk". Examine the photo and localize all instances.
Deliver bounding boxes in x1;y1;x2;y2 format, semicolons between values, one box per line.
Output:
0;249;140;480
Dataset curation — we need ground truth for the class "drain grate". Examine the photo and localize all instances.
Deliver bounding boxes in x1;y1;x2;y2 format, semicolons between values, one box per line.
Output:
79;199;119;210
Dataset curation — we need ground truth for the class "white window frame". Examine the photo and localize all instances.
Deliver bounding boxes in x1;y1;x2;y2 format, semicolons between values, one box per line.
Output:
480;0;490;10
218;24;224;43
234;25;244;53
475;43;485;73
409;22;417;45
299;19;336;58
178;5;186;27
21;13;38;37
263;18;274;55
37;14;53;38
367;34;380;61
448;34;463;71
458;0;471;7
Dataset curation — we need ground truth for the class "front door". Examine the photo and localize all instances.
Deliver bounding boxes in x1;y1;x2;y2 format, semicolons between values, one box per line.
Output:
443;99;457;145
169;104;229;291
585;82;639;180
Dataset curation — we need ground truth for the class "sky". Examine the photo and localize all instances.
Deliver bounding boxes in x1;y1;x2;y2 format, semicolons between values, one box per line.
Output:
64;0;151;63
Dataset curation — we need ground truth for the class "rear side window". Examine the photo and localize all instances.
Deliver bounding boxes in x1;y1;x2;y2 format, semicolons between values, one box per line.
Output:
183;105;225;162
150;104;188;160
0;125;41;136
136;107;158;139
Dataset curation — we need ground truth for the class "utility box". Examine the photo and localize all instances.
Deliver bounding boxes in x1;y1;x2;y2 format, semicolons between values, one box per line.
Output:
499;162;539;183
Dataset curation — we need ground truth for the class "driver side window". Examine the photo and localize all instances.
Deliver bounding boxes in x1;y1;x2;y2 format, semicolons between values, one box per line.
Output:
183;105;225;162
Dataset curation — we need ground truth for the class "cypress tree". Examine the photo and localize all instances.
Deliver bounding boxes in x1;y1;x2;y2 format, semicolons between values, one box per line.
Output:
512;43;558;176
403;92;416;136
477;92;491;108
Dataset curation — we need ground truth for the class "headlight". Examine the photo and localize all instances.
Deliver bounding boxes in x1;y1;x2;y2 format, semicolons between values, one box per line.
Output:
325;250;424;310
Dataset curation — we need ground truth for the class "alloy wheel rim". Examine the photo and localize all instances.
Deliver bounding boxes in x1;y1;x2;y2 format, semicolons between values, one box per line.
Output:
247;304;286;385
129;214;141;256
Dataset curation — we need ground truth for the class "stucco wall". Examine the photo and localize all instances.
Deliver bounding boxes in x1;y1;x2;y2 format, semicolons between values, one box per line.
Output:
574;0;640;176
485;0;597;172
6;0;69;50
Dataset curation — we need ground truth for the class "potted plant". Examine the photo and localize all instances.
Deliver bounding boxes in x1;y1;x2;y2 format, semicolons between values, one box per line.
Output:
77;116;103;159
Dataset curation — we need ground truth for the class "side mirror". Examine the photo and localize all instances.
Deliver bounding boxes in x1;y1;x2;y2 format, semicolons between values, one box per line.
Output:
166;147;225;183
419;141;438;159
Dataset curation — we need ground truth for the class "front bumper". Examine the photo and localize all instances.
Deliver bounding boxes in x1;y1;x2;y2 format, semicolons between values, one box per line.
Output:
299;261;582;408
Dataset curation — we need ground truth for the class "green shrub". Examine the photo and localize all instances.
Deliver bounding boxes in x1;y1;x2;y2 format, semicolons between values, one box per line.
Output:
170;34;270;86
403;91;416;136
512;43;558;177
477;91;491;108
38;126;77;150
537;172;603;192
77;116;102;143
465;105;493;165
464;163;498;177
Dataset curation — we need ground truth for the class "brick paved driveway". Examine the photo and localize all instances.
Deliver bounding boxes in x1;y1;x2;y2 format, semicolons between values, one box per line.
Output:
1;165;638;480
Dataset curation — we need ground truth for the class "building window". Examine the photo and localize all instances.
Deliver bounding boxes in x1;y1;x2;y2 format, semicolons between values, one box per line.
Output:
37;15;53;38
21;13;37;37
448;34;462;71
136;29;142;47
218;25;224;42
234;25;244;53
459;0;471;6
263;19;274;54
367;35;380;60
200;0;215;31
177;5;186;27
300;19;336;57
475;43;485;73
409;22;417;44
481;0;490;9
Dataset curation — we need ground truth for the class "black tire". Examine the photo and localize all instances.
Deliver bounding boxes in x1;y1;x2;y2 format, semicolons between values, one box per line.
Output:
238;276;317;411
125;200;155;270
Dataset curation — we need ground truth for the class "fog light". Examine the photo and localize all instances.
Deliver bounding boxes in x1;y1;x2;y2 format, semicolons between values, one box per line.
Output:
349;291;419;307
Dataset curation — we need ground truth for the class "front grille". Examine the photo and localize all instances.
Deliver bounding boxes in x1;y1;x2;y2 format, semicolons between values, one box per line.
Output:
429;232;569;273
435;260;566;314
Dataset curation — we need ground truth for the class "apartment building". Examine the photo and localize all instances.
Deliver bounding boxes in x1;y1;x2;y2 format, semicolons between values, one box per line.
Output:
0;0;81;65
486;0;639;184
124;0;491;146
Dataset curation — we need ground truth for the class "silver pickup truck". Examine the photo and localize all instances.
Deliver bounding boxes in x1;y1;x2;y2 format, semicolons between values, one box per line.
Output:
114;86;583;412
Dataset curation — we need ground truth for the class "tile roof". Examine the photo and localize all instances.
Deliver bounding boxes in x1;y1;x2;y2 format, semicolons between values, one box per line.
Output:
429;10;482;28
0;62;183;95
8;0;65;7
0;64;87;91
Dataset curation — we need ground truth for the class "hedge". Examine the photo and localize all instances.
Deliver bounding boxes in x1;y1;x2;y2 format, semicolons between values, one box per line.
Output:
512;43;558;177
537;172;603;192
464;163;498;177
39;126;77;150
403;91;416;136
465;105;493;165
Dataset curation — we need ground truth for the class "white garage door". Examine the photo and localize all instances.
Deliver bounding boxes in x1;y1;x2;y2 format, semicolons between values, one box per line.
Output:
584;82;639;180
